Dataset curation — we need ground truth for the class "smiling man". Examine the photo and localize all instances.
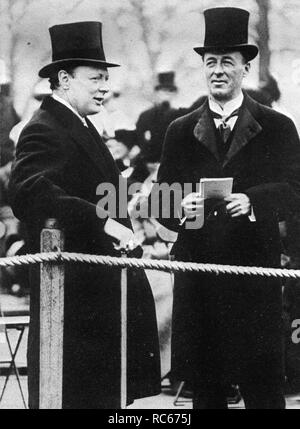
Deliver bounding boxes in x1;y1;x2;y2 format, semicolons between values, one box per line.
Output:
204;51;249;104
156;8;300;408
9;21;160;409
51;65;110;116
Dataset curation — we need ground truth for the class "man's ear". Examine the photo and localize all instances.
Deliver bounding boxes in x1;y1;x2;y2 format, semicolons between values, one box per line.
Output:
58;70;70;90
243;62;251;77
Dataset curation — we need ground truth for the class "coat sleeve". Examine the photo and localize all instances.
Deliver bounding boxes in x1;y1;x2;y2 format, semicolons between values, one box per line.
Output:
154;120;185;232
9;122;107;233
245;116;300;221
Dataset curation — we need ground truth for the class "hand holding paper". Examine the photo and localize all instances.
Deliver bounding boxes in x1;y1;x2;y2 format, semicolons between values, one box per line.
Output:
224;193;251;218
104;218;139;251
179;178;234;229
181;192;204;219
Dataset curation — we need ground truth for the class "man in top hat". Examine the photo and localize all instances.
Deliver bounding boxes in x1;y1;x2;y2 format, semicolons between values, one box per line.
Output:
9;21;160;409
136;71;183;163
156;7;300;408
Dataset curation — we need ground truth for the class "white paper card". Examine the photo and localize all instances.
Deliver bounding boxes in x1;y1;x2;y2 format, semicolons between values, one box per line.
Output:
200;177;233;199
104;218;134;243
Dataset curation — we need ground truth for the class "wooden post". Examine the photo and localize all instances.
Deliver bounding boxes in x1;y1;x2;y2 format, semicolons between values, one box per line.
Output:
39;219;64;409
120;252;127;410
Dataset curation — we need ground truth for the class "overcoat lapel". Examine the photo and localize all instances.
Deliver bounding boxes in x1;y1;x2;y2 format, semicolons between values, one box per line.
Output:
223;102;262;167
193;96;262;168
70;121;115;180
41;96;113;180
193;100;221;162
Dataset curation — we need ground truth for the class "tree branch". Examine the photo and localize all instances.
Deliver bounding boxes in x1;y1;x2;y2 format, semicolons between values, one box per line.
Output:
15;0;35;25
64;0;86;16
255;0;271;82
127;0;160;75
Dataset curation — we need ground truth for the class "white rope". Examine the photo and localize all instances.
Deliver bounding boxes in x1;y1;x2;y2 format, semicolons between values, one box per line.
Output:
0;251;299;279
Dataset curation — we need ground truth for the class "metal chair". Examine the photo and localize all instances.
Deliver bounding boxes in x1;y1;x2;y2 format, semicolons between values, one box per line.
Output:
0;302;29;408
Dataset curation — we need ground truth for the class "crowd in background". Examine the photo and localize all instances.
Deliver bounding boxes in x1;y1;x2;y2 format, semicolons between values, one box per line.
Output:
0;67;300;391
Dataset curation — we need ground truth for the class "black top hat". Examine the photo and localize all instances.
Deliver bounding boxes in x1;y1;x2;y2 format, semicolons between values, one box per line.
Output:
194;7;258;62
39;21;119;78
155;72;177;91
114;129;137;149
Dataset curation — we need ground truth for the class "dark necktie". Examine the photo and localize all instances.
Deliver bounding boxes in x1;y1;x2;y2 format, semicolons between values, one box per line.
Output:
211;108;240;143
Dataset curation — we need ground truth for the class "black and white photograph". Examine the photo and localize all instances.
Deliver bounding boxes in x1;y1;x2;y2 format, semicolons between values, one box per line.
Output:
0;0;300;412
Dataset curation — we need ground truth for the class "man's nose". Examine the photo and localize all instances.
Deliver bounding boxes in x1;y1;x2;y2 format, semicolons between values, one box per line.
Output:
213;62;224;75
99;81;109;94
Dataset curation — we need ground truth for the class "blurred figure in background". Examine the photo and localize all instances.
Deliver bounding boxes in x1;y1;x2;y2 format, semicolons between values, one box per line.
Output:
106;128;139;176
0;60;19;171
10;79;52;147
0;161;12;207
245;75;279;107
136;71;182;163
245;74;296;122
89;87;132;138
0;60;20;293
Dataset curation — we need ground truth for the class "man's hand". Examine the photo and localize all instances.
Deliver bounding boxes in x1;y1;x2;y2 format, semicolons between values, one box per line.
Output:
224;193;251;218
181;193;204;219
104;218;138;250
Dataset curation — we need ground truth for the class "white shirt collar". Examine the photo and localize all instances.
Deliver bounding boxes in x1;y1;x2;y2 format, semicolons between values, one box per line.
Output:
52;93;88;127
209;92;244;118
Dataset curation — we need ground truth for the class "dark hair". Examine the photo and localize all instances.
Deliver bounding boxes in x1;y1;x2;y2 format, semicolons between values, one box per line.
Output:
48;64;77;90
48;60;108;90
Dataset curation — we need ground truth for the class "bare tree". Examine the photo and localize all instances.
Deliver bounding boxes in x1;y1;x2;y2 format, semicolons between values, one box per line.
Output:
0;0;36;92
255;0;271;82
64;0;87;16
0;0;88;111
127;0;161;81
112;0;187;96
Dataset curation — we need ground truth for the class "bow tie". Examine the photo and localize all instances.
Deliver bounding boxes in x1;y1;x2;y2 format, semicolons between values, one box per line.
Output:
210;108;240;124
210;108;240;143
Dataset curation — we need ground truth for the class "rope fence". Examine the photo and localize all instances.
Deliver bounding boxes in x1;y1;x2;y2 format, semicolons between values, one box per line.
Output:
2;219;298;409
0;251;300;279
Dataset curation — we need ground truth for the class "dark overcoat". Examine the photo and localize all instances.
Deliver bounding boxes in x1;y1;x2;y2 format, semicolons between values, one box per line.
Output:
136;102;184;162
156;94;300;391
9;96;160;409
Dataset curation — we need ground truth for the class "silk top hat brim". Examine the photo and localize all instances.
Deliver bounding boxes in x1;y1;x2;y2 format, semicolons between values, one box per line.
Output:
154;84;177;92
39;58;119;78
194;44;258;62
194;7;259;62
39;21;119;78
